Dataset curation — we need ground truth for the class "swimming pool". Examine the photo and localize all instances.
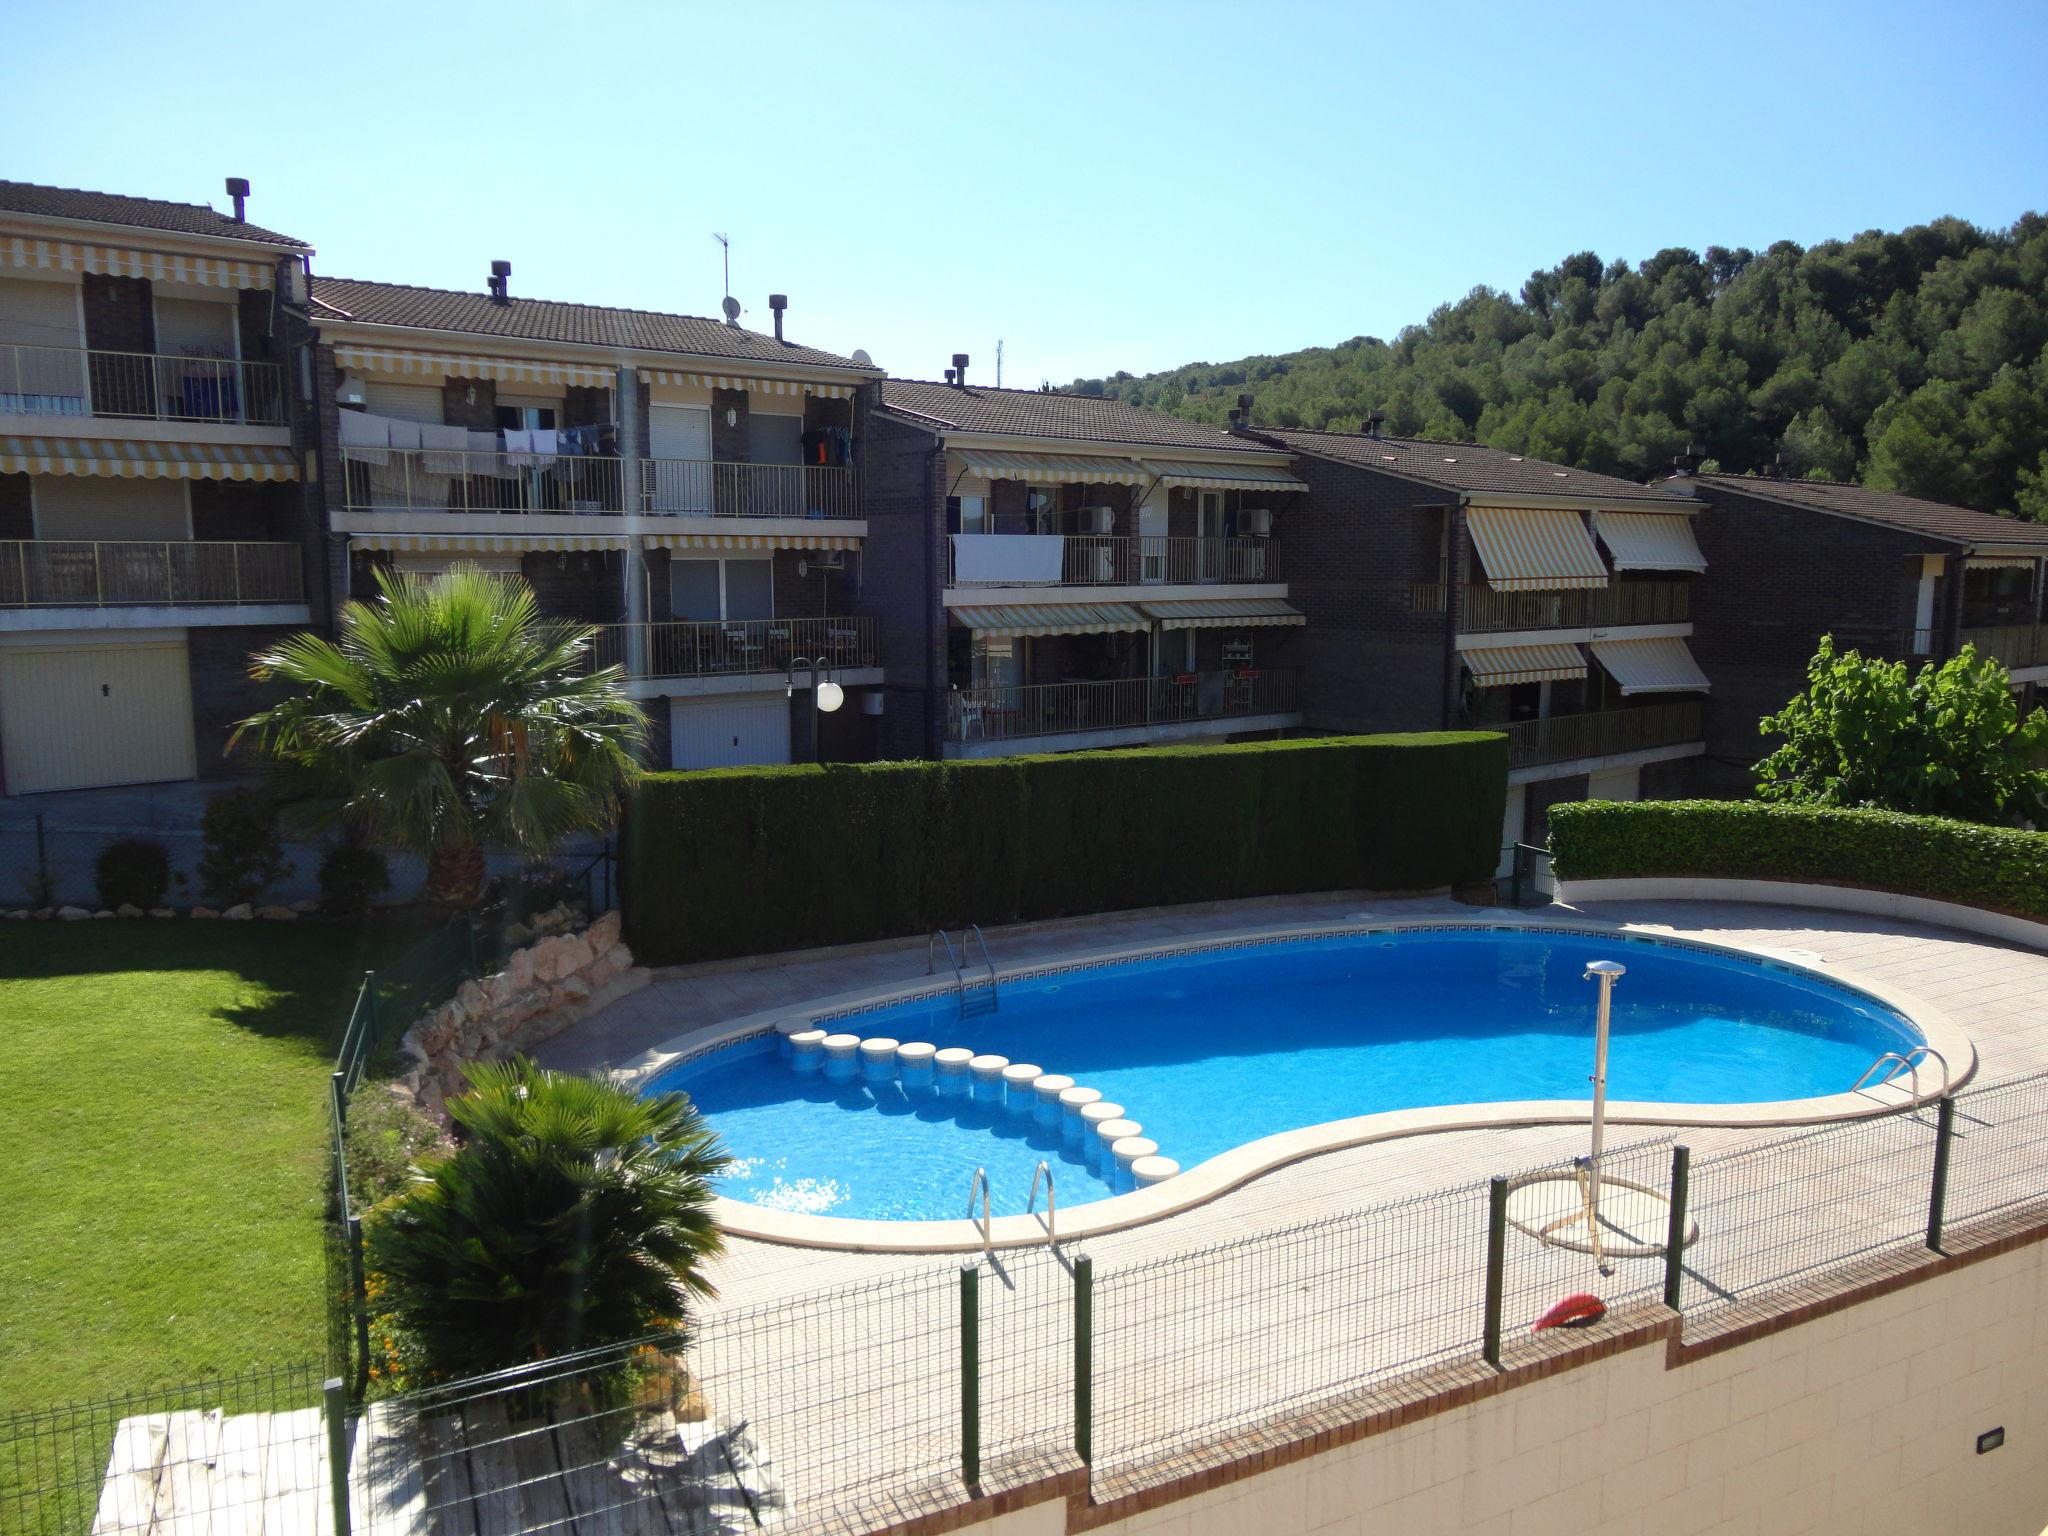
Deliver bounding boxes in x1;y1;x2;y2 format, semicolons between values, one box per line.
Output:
641;925;1935;1228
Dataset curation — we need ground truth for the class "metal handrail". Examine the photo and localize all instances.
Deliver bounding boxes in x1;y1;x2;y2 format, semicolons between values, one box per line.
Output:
0;539;304;607
0;341;288;426
944;667;1299;744
1851;1045;1954;1108
928;927;964;982
967;1166;992;1252
966;922;997;1006
585;617;877;680
641;459;861;520
946;533;1277;587
1027;1160;1057;1248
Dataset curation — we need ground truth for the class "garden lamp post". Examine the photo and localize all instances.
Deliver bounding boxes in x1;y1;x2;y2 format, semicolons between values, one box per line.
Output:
787;656;843;763
1582;959;1625;1238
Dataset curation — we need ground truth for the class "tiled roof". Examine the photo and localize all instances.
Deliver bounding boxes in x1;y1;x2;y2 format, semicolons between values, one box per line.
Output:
879;379;1280;454
0;180;308;249
1697;474;2048;548
309;277;872;371
1250;427;1684;503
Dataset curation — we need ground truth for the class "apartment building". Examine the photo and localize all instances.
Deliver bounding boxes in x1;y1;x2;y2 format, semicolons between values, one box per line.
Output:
864;368;1309;759
307;271;881;769
0;179;320;794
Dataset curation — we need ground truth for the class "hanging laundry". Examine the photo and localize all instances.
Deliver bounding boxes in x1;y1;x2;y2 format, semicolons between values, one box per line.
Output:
338;409;390;466
420;423;468;476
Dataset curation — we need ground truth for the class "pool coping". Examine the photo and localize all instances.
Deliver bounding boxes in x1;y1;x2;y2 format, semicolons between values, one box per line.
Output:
611;911;1976;1254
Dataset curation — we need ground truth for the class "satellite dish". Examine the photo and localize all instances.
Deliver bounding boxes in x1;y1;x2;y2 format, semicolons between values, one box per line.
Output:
721;295;742;325
851;348;874;367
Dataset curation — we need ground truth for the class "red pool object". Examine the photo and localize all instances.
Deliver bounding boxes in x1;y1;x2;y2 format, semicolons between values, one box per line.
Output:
1532;1293;1607;1332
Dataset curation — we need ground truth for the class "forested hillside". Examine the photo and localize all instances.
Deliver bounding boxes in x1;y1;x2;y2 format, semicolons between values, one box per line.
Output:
1069;215;2048;516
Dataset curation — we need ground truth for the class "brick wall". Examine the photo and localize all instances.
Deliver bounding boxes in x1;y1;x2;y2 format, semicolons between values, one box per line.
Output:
190;481;288;542
563;385;610;430
186;625;291;780
0;472;31;539
711;388;749;462
519;550;625;623
309;341;353;624
235;288;276;366
81;273;153;354
858;410;947;759
1524;772;1590;846
442;376;498;432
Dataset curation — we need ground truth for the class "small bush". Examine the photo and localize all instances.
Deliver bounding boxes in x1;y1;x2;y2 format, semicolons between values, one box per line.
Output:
340;1082;446;1212
1547;799;2048;920
320;844;391;916
197;788;292;906
95;837;172;910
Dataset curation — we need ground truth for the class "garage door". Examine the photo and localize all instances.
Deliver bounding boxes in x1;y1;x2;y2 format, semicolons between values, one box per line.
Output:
670;693;790;770
0;639;197;793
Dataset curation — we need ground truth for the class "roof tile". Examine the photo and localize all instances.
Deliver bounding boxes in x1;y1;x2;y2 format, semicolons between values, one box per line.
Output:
1697;474;2048;548
880;379;1277;454
1252;427;1685;502
0;180;308;249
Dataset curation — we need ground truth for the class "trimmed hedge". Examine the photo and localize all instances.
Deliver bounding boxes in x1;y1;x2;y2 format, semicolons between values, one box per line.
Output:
622;734;1507;965
1548;799;2048;921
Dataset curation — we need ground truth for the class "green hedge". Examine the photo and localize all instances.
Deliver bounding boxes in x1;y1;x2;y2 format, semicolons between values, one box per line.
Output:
1548;799;2048;920
622;734;1507;965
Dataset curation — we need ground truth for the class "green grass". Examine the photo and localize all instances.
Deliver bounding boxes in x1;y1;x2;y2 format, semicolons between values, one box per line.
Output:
0;919;432;1409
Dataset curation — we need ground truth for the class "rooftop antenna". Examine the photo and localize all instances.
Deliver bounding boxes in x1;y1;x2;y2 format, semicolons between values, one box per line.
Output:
711;232;731;298
997;339;1004;388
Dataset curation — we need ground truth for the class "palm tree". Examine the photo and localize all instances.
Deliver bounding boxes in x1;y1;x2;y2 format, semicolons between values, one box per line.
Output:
365;1058;731;1383
235;565;645;906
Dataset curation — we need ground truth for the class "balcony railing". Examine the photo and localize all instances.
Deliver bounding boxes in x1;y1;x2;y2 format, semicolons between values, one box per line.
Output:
641;460;861;520
0;540;303;607
1961;621;2048;671
586;616;877;680
1411;579;1691;632
1486;700;1706;770
0;343;286;426
945;667;1298;744
947;535;1278;586
342;450;625;514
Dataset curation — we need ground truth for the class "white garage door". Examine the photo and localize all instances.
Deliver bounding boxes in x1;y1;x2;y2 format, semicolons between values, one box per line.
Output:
670;693;790;770
1587;765;1642;802
0;639;197;793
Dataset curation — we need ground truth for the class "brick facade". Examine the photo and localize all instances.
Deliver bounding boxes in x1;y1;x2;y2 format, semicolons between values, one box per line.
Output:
519;550;624;624
81;273;153;354
0;472;31;540
441;375;498;432
189;480;288;542
710;387;749;462
857;404;947;759
186;624;293;781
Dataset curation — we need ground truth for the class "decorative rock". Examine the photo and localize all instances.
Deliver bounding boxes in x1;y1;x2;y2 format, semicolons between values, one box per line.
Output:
587;910;622;955
190;907;219;919
256;904;297;921
116;904;144;918
556;974;593;1004
93;910;115;919
291;899;321;914
4;909;28;920
149;907;176;919
31;908;53;920
57;906;91;921
221;904;253;921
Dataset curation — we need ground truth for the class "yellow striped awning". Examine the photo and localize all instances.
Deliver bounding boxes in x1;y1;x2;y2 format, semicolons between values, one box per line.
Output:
951;602;1148;637
953;450;1143;485
1;237;274;290
645;531;860;552
1140;460;1307;494
1592;511;1707;573
1466;505;1609;591
1139;598;1306;630
335;346;615;391
1459;641;1587;686
1966;556;2040;571
1590;636;1711;695
0;436;297;482
638;370;854;400
349;533;622;553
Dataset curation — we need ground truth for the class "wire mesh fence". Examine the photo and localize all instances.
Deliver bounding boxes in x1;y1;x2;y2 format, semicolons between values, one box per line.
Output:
1947;1069;2048;1230
978;1246;1077;1486
1494;1135;1676;1339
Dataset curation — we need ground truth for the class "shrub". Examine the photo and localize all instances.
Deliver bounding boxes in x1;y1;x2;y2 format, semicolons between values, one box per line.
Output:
94;837;170;910
196;788;292;906
1547;799;2048;920
319;844;391;917
622;734;1508;965
338;1081;445;1211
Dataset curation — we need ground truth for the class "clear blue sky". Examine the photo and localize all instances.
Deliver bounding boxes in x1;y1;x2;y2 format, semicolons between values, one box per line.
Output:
11;0;2046;386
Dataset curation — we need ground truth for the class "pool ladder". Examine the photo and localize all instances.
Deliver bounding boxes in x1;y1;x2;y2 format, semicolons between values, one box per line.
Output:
1851;1045;1954;1112
929;924;998;1019
965;1161;1060;1255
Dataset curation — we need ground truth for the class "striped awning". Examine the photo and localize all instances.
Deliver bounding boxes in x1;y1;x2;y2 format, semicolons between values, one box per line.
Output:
953;449;1142;485
951;602;1148;637
1466;506;1609;591
1966;556;2041;571
1591;636;1711;696
349;533;622;553
1140;460;1307;494
2;236;274;291
1459;641;1587;686
645;531;860;552
639;370;854;400
335;346;615;391
1592;511;1707;573
0;435;297;482
1139;598;1306;630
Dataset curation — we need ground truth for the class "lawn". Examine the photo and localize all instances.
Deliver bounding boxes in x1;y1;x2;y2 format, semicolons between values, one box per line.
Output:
0;918;433;1410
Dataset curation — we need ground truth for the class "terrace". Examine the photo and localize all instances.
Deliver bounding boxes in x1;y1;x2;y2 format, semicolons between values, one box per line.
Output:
1412;578;1692;632
0;539;304;612
0;344;286;427
947;535;1277;587
943;667;1299;753
586;616;878;681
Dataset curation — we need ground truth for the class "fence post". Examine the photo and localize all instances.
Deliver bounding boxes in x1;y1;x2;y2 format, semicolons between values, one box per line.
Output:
1482;1176;1508;1369
323;1376;353;1536
959;1264;980;1489
361;971;377;1050
347;1215;371;1402
1927;1095;1957;1253
1662;1145;1691;1311
330;1070;348;1132
1073;1255;1094;1467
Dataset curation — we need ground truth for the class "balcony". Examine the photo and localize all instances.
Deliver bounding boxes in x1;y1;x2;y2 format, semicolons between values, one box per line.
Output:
1491;700;1705;771
642;460;861;520
0;343;286;426
342;450;624;514
947;535;1277;586
945;667;1298;745
0;540;303;607
1412;580;1691;632
1961;621;2048;671
586;616;877;680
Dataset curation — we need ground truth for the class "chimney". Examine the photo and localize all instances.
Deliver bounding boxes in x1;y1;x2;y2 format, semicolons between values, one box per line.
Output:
488;260;512;305
768;293;787;342
1237;392;1253;426
1227;408;1242;428
224;177;250;224
944;368;956;385
1365;410;1386;438
951;352;970;387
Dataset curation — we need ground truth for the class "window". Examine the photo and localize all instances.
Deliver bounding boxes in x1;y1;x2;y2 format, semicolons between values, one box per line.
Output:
971;636;1024;690
748;412;803;466
671;557;773;621
495;402;559;431
947;495;989;534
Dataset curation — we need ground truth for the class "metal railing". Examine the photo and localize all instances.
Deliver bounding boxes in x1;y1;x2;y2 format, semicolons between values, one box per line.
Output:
642;458;861;519
1488;700;1706;770
948;534;1277;586
341;448;625;513
1411;578;1692;631
0;539;303;606
1960;620;2048;670
946;667;1298;743
0;342;287;425
587;616;876;680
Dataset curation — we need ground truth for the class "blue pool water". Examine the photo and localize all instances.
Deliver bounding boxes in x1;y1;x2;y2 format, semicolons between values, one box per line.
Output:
644;929;1921;1222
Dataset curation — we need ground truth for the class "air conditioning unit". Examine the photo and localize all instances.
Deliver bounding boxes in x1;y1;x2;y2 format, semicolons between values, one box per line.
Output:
1238;507;1274;537
1075;505;1116;535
